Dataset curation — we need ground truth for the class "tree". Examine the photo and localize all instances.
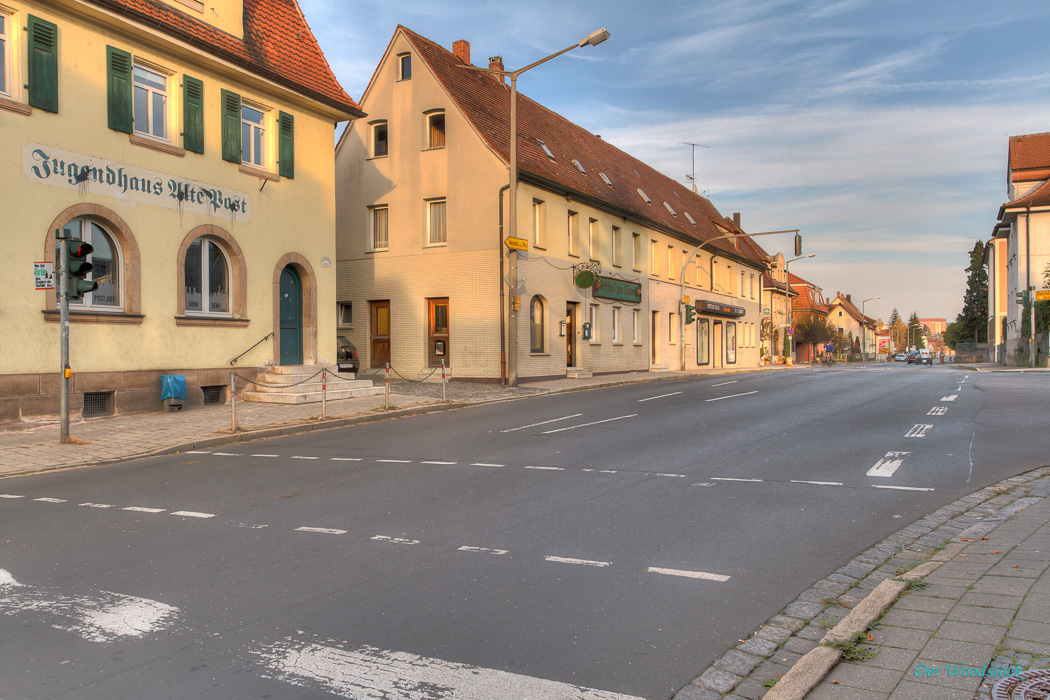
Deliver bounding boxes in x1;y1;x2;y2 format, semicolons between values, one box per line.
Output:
951;240;988;344
888;308;907;351
907;312;923;350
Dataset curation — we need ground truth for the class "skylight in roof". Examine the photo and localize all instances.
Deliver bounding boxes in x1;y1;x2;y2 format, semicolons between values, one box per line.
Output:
684;212;696;225
664;202;676;216
573;159;586;173
600;172;612;186
637;188;651;204
537;139;555;160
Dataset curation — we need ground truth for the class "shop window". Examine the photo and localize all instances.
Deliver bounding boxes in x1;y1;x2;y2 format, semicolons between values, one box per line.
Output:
726;321;737;364
184;237;231;316
697;318;710;365
530;296;546;353
67;218;123;311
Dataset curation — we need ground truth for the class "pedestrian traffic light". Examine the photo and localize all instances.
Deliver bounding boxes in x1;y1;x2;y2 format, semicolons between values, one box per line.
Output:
794;233;803;257
684;303;696;325
65;239;97;300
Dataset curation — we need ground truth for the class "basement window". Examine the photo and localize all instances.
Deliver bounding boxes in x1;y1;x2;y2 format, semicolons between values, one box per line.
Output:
202;386;226;405
83;392;115;418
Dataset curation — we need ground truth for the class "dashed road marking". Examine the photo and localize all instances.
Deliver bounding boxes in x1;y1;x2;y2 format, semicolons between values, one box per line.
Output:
34;497;67;503
906;424;933;438
123;507;166;513
501;414;583;433
927;407;948;416
296;527;347;535
170;511;215;518
545;556;610;567
421;461;458;465
873;485;934;492
330;457;361;462
638;392;682;402
867;451;909;478
655;473;687;478
712;477;763;483
647;567;730;582
371;535;419;545
376;459;411;464
542;414;637;434
790;480;843;487
79;503;114;509
941;394;958;402
457;546;508;555
525;466;564;471
185;451;211;454
706;391;758;402
712;380;738;387
291;456;319;460
213;452;241;456
251;454;279;458
470;462;504;467
0;494;25;499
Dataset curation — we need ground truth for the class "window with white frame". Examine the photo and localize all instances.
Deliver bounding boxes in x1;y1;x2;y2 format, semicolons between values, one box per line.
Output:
741;270;746;297
67;218;122;311
398;53;412;80
612;226;621;267
750;273;755;299
588;218;599;261
426;110;445;148
532;199;546;247
184;236;230;316
667;246;675;280
0;10;10;98
338;302;353;328
371;121;388;157
241;102;266;167
632;308;640;344
567;211;579;256
650;240;658;276
427;199;447;245
612;306;621;343
589;304;599;343
371;206;389;250
134;62;170;141
669;312;677;344
633;233;641;272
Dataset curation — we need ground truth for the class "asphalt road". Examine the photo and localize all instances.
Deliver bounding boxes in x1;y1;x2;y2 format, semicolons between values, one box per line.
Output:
1;364;1047;699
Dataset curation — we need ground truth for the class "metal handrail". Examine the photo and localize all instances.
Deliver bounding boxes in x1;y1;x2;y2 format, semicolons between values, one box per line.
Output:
229;332;273;366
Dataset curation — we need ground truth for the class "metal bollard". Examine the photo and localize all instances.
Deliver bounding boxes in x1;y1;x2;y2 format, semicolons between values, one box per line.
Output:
441;360;446;402
385;363;390;410
230;371;237;432
321;367;327;420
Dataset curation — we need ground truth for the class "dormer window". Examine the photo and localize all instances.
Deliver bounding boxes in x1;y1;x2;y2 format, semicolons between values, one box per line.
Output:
573;159;586;173
663;202;676;216
537;139;555;160
637;188;651;204
398;53;412;80
600;172;612;186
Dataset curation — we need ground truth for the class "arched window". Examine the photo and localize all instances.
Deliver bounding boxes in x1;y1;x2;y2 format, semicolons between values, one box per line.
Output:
184;237;231;315
530;296;545;353
68;218;122;311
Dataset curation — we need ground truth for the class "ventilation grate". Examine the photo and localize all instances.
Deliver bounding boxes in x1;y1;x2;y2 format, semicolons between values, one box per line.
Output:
83;392;114;418
202;385;225;405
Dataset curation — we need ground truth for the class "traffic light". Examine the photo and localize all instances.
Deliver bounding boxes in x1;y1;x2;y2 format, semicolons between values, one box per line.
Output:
65;239;98;300
794;233;803;257
684;303;696;325
1015;290;1029;306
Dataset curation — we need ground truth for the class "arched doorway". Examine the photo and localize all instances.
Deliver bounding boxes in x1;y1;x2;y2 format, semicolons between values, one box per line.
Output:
279;265;303;365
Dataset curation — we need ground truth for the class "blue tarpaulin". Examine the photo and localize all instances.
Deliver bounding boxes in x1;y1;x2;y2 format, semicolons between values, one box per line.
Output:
160;375;187;401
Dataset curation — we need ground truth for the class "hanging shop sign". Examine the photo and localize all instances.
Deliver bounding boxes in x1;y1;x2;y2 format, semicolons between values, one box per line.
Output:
593;276;642;303
695;300;746;318
23;143;251;222
574;269;596;288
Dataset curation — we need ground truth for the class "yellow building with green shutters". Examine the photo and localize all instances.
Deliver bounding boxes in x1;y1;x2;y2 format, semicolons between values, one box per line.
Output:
1;0;362;420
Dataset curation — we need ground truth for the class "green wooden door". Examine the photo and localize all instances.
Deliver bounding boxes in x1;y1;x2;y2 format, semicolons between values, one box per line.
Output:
279;266;303;365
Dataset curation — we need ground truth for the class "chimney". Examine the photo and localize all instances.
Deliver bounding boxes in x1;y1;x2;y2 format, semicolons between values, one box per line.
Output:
453;40;470;65
489;55;505;83
846;294;852;303
733;212;741;228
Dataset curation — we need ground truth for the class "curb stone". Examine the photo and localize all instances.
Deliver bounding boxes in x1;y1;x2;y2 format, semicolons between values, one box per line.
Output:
674;465;1050;700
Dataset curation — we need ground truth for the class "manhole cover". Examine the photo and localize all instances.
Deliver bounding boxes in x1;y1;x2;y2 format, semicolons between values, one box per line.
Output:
991;668;1050;700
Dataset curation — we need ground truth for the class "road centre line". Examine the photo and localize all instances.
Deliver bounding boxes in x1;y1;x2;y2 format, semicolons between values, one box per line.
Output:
712;477;763;483
525;465;564;471
330;457;361;461
873;485;934;492
648;566;730;582
542;414;637;434
291;456;319;460
170;511;215;518
0;494;25;498
252;454;279;458
422;461;458;465
458;546;508;555
185;450;210;454
35;497;67;503
79;503;114;508
638;392;682;402
545;556;610;567
470;462;504;467
501;414;583;433
789;480;843;487
941;395;958;402
712;380;737;387
213;452;240;456
296;527;347;535
123;507;166;513
376;459;411;464
655;473;687;478
705;391;759;402
371;535;420;545
867;451;909;478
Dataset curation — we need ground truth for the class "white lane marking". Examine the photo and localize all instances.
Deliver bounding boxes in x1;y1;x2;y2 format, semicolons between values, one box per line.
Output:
501;414;583;433
291;456;319;460
706;391;759;402
251;454;279;458
0;569;179;643
927;406;948;416
421;461;458;465
376;459;411;464
655;473;688;478
712;380;738;387
873;485;935;492
867;451;910;478
35;497;67;503
648;566;730;582
0;494;25;499
184;451;210;454
906;424;933;438
123;507;166;514
545;556;610;567
371;535;419;545
470;462;504;467
457;546;508;555
524;465;564;471
296;527;347;535
330;457;361;461
790;480;843;487
213;452;240;456
542;414;638;434
79;503;114;509
941;394;958;402
251;639;646;700
170;511;215;519
638;392;682;402
712;477;763;483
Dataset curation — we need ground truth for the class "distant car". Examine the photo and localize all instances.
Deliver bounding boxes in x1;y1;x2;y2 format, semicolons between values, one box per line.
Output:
336;336;360;373
894;353;908;362
906;351;920;364
918;349;933;365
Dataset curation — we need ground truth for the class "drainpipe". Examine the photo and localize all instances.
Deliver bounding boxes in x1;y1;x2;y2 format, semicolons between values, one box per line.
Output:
498;184;510;384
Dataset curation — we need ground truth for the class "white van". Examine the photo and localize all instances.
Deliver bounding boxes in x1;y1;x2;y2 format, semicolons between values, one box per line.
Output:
918;349;933;365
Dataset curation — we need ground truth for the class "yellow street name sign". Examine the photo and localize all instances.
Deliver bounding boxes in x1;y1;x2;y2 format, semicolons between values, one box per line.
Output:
504;237;528;251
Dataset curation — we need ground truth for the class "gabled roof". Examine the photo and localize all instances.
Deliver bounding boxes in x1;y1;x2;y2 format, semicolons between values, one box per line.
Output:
828;293;875;327
85;0;362;116
1000;177;1050;215
788;273;827;314
1009;132;1050;180
398;26;764;267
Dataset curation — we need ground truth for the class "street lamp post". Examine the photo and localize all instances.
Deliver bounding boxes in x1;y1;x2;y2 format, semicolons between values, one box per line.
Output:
861;295;880;362
460;28;610;386
783;254;815;364
677;229;799;372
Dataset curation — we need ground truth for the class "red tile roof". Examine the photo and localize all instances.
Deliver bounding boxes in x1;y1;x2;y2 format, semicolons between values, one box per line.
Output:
1009;132;1050;175
399;27;766;267
1002;177;1050;211
85;0;362;116
829;293;875;326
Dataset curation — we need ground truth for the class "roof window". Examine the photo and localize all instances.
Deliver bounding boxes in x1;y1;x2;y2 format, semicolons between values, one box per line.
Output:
537;139;555;160
663;202;676;216
684;212;696;225
572;159;586;173
600;172;612;186
637;188;651;204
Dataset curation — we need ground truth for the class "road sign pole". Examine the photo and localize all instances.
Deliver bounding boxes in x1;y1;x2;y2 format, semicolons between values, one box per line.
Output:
57;229;70;444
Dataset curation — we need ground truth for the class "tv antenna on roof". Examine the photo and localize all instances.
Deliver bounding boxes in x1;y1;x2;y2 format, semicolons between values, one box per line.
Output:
683;141;710;194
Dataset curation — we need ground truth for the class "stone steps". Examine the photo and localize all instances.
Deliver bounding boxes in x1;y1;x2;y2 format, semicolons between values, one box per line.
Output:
566;369;593;379
242;365;383;405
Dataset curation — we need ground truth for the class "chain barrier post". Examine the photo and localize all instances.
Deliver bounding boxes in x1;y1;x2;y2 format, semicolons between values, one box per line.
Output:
385;363;390;410
441;359;446;402
230;371;237;432
321;367;327;420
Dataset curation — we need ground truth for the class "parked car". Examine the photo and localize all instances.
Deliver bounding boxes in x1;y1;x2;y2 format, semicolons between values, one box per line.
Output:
336;336;360;373
906;351;920;364
893;353;908;362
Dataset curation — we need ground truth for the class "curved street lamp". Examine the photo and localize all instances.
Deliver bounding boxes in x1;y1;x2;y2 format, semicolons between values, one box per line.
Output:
861;295;881;361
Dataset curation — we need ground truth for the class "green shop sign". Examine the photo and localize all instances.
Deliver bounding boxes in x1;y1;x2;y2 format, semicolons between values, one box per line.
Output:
593;276;642;303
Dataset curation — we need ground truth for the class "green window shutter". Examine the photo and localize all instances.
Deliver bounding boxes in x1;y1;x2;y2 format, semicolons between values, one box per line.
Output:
105;46;133;133
183;75;204;154
220;89;241;163
27;15;58;113
278;111;294;179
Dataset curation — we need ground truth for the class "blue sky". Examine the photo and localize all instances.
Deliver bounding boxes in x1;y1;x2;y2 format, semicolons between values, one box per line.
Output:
299;0;1050;322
